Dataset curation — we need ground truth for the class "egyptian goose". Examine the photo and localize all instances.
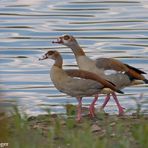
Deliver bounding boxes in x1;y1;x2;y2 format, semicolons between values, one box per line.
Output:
53;34;148;115
39;50;123;121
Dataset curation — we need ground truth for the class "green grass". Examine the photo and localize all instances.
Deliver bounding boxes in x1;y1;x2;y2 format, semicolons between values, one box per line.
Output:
1;105;147;148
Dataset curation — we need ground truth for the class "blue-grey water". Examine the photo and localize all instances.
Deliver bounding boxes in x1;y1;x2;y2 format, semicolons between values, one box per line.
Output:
0;0;148;116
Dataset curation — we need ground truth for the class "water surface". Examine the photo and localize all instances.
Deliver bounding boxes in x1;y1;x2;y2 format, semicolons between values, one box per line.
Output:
0;0;148;116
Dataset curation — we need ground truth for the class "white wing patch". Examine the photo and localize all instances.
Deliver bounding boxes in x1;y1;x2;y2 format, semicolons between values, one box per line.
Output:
104;70;126;75
104;70;118;75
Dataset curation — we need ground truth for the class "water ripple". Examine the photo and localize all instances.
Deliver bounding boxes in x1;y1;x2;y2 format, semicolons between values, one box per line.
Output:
0;0;147;116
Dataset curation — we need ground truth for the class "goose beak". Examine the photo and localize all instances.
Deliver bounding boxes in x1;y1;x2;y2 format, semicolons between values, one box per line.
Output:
52;37;63;44
39;55;48;60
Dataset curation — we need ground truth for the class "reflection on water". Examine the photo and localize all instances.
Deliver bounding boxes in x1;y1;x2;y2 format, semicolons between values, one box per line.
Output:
0;0;148;116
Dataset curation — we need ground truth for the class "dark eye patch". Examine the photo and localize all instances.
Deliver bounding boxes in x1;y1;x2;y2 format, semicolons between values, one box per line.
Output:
47;50;55;56
63;35;70;40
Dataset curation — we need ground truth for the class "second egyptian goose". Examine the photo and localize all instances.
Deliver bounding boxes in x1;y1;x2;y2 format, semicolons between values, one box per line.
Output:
39;50;123;121
53;34;148;115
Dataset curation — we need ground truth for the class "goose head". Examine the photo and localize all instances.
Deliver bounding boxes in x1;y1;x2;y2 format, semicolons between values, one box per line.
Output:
52;34;78;47
39;50;59;61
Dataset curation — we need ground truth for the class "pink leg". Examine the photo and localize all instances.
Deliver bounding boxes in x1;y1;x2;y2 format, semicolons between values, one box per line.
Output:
89;94;99;117
112;92;124;115
100;94;110;110
76;97;82;121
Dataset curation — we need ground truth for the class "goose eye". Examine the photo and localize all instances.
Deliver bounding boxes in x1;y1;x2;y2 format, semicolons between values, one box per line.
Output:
47;51;54;56
63;35;70;40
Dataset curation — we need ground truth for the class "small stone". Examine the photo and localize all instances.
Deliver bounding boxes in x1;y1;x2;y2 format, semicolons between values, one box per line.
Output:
110;122;116;126
51;114;58;118
91;124;102;133
32;124;40;129
110;132;116;137
27;116;36;121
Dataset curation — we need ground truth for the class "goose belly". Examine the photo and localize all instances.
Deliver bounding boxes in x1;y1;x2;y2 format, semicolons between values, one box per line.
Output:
51;75;102;97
